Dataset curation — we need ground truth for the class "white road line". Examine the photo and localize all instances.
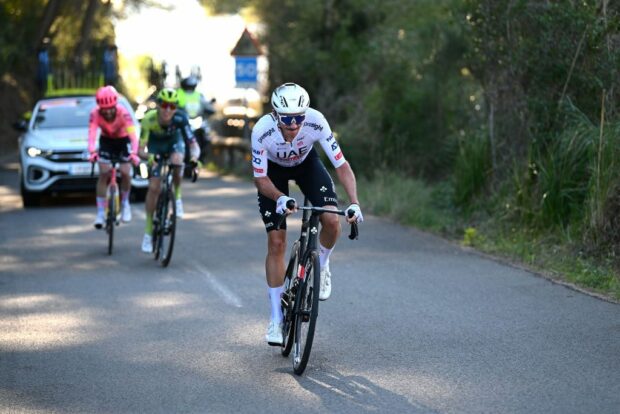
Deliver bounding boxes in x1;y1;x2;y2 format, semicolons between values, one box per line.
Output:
190;262;243;308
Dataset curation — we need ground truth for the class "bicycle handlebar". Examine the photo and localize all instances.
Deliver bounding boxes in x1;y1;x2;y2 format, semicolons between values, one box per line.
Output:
275;201;359;240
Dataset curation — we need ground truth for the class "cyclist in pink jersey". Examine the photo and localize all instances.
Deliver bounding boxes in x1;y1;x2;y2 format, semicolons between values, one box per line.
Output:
88;86;140;228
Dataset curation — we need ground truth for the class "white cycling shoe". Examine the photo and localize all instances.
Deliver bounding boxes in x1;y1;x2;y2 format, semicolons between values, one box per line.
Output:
319;265;332;301
141;233;153;253
121;202;132;222
176;199;184;219
265;320;284;346
93;213;105;229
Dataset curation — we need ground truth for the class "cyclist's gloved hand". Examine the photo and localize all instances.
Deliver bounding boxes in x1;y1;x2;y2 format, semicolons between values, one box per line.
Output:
276;195;296;215
346;203;363;224
88;152;99;163
128;153;140;166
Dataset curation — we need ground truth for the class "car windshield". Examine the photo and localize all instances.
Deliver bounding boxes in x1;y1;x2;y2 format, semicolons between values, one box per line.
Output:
33;98;96;129
32;97;134;129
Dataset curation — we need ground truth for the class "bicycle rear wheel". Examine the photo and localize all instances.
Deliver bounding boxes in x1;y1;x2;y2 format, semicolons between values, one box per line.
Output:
292;250;320;375
106;189;116;255
158;188;176;267
281;240;300;357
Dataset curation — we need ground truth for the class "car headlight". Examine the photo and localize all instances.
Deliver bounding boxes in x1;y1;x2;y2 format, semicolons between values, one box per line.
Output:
139;163;149;179
26;147;43;157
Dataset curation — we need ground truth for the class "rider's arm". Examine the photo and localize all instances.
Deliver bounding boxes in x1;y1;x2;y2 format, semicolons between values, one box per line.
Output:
120;108;139;155
87;109;99;154
335;161;360;206
177;114;200;161
254;176;286;201
138;116;150;159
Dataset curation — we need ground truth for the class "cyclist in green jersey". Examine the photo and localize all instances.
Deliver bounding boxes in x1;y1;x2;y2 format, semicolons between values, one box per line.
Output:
138;88;200;253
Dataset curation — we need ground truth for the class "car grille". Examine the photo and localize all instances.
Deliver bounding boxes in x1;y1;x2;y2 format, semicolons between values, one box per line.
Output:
48;177;97;192
43;150;87;163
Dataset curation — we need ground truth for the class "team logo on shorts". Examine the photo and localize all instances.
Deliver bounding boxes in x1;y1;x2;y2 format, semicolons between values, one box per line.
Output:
320;186;327;192
264;211;271;217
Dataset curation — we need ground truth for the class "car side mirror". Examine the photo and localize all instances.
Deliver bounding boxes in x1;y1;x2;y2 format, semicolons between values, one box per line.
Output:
12;119;28;132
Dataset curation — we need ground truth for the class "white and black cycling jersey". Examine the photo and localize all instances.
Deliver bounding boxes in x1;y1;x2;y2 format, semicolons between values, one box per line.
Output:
251;107;346;177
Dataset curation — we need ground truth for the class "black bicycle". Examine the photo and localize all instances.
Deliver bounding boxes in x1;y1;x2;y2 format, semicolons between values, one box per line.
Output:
151;154;197;267
91;158;122;255
277;198;359;375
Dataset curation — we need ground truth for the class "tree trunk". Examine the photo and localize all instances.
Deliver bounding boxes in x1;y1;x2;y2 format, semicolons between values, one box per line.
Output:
73;0;99;70
35;0;61;48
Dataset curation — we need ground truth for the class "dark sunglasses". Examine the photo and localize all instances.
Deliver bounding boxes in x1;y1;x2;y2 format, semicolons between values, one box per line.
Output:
278;114;305;126
160;102;177;111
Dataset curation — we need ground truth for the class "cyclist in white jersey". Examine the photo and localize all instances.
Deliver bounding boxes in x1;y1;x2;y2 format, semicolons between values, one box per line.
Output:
252;82;363;345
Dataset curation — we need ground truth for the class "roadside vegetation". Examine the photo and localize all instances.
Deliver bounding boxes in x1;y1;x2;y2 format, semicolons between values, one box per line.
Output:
2;0;619;299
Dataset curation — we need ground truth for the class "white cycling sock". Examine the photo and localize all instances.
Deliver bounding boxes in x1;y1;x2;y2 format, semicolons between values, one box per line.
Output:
319;243;334;269
269;285;284;323
96;197;106;215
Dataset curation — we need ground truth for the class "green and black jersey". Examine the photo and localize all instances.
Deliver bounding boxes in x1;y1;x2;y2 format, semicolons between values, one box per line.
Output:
139;110;195;147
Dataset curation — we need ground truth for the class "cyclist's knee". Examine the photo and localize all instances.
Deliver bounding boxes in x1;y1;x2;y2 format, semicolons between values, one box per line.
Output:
321;212;341;233
148;179;161;192
267;233;286;256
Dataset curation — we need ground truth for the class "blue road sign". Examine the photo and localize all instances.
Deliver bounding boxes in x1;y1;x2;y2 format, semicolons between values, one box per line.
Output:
235;56;257;87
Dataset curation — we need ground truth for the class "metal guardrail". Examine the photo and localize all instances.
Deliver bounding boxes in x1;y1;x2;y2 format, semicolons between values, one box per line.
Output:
209;135;251;171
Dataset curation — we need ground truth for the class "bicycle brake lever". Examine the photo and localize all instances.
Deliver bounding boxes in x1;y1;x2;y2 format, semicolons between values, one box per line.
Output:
347;210;359;240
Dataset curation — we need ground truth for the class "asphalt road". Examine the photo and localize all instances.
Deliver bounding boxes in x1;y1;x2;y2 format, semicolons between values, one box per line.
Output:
0;158;619;414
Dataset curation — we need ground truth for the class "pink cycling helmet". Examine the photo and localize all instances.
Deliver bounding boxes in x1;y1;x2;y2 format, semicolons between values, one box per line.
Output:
96;85;118;109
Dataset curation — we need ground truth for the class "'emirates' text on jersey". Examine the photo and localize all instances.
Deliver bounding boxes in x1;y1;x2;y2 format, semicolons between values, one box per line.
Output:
251;108;346;177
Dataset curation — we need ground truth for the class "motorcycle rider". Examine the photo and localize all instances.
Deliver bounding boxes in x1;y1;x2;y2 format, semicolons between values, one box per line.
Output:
177;76;216;169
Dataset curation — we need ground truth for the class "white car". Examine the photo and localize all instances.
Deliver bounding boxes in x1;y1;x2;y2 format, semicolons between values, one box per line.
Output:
14;94;149;207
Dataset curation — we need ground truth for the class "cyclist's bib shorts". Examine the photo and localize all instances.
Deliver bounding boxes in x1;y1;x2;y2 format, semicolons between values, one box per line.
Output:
148;133;185;178
98;136;131;163
258;148;338;232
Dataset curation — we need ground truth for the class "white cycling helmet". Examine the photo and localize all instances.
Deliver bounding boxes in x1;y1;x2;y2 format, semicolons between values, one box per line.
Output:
271;83;310;115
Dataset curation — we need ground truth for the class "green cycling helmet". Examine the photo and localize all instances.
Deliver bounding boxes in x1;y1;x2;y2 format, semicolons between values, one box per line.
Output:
157;88;179;104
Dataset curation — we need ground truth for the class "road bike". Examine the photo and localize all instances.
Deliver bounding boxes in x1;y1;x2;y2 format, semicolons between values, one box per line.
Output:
91;158;122;255
277;198;359;375
151;154;197;267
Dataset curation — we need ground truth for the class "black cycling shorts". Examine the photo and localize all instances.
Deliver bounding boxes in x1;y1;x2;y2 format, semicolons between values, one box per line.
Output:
98;136;131;163
258;148;338;232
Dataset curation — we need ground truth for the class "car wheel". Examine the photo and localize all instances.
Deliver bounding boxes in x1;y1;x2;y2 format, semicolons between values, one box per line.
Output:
20;180;40;208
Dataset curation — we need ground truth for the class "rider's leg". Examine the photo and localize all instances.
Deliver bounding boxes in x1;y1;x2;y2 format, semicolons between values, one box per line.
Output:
119;162;132;202
266;229;286;326
144;177;161;235
95;162;111;222
171;152;184;200
319;208;341;266
171;152;185;217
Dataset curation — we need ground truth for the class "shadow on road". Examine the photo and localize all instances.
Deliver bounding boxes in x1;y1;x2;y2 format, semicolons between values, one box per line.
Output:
286;366;438;413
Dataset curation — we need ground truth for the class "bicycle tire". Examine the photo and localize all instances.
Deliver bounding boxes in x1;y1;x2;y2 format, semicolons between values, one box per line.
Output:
152;195;161;260
159;188;176;267
292;250;320;375
281;240;300;357
107;188;116;255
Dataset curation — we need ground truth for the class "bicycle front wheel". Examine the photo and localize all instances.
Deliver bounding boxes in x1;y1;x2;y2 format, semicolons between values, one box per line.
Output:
158;189;176;267
292;250;320;375
281;240;300;357
106;190;116;255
